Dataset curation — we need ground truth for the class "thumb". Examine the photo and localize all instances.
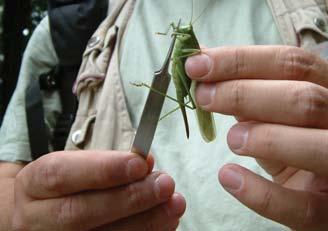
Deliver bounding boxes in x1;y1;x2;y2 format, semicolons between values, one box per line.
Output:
218;164;328;231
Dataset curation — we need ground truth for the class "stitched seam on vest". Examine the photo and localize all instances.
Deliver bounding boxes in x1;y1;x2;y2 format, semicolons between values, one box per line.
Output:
268;0;296;45
276;3;325;15
116;0;135;132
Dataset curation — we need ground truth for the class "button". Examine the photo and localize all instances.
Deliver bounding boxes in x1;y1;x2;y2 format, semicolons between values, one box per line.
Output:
314;18;326;31
88;36;100;48
71;130;82;144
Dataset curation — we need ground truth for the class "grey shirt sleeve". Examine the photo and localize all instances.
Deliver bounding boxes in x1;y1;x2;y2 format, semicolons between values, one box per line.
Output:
0;16;59;163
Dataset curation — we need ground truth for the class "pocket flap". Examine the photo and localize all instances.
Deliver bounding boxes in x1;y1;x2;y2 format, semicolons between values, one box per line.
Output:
73;26;119;96
291;5;328;40
70;114;96;147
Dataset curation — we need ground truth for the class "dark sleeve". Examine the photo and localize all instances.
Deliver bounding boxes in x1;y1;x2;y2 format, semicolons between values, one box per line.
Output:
48;0;108;66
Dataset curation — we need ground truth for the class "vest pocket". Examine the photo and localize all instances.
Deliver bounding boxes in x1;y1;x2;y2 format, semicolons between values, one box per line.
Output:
290;4;328;47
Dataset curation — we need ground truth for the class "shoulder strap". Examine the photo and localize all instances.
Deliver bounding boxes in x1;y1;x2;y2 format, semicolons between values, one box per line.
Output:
25;78;50;160
48;0;108;66
26;1;110;160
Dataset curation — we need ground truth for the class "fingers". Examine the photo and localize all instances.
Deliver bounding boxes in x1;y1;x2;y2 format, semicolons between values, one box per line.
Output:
194;80;328;128
227;122;328;176
186;46;328;88
14;172;177;231
17;151;149;198
218;164;328;231
98;193;185;231
147;154;155;173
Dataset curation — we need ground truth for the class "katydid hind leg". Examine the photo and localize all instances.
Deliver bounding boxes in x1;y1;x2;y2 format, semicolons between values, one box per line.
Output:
159;98;192;121
174;49;201;60
174;58;197;108
159;105;181;121
172;60;190;138
178;94;190;138
181;48;200;54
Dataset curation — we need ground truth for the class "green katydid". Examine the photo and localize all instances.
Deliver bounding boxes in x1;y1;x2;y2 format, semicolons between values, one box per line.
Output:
133;0;216;142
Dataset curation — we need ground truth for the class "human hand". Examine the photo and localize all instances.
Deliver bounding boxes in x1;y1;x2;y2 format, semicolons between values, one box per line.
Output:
12;151;185;231
186;46;328;231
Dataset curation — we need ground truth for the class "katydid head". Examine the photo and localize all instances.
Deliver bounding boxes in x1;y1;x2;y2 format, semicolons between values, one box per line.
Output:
177;24;194;34
158;0;215;36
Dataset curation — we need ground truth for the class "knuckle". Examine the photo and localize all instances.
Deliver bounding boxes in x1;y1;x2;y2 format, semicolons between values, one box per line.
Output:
94;154;130;185
228;48;247;76
258;186;274;214
301;194;322;229
11;215;29;231
54;196;85;230
229;80;246;115
125;183;149;212
256;126;276;155
290;83;328;126
93;159;114;185
12;224;28;231
278;47;316;80
234;48;248;75
38;156;65;193
309;138;328;171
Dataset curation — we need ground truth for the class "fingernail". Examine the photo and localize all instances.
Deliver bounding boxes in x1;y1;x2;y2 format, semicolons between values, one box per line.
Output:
196;83;216;106
228;124;249;151
127;157;148;180
155;174;175;199
185;54;212;79
220;168;243;192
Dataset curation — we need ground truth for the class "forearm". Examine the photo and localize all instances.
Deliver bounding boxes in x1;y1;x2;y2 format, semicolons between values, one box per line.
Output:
0;163;25;229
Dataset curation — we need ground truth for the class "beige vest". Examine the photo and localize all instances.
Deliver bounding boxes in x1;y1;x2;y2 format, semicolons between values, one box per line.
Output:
65;0;328;151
